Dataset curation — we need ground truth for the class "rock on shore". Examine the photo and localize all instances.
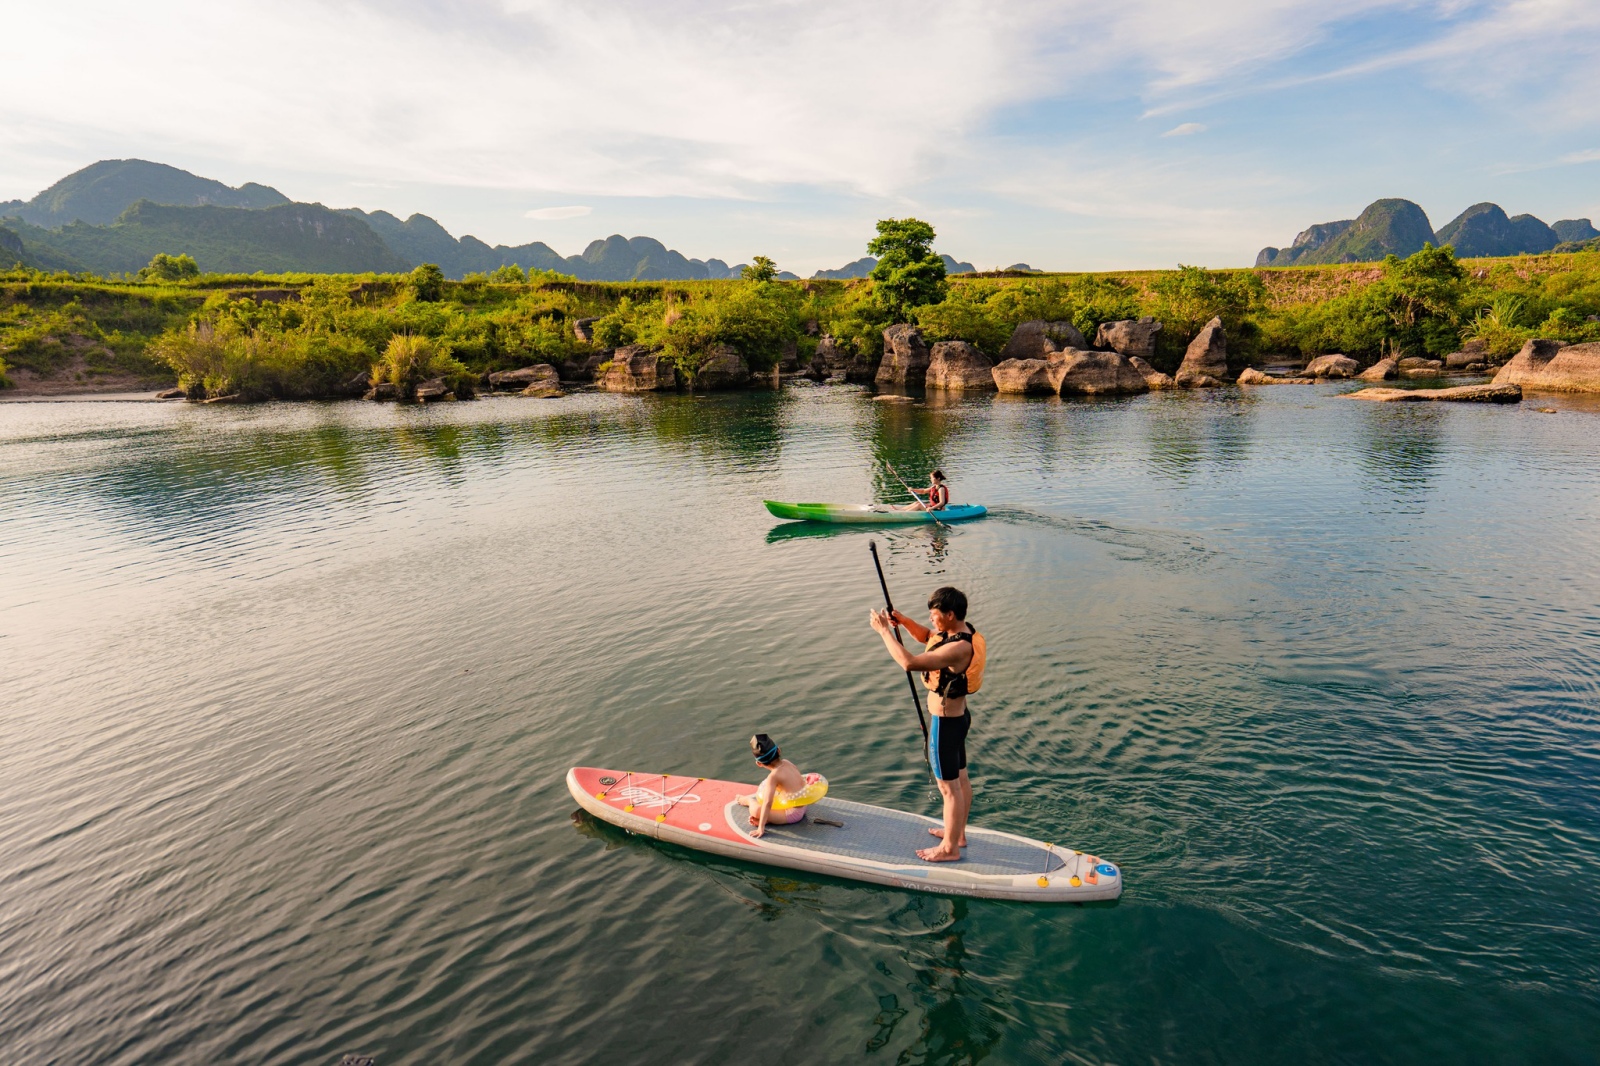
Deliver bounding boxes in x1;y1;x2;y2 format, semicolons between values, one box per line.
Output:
926;341;996;390
489;364;560;391
877;324;931;387
1237;367;1315;384
991;358;1056;394
1345;383;1522;403
600;345;678;392
1493;339;1600;392
1094;317;1162;359
694;344;750;390
1050;350;1150;395
1305;354;1359;378
1127;355;1173;389
1174;317;1228;387
1000;320;1088;360
1356;357;1398;382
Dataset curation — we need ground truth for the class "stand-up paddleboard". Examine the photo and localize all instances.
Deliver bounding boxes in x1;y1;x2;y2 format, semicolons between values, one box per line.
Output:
764;501;988;525
567;767;1121;903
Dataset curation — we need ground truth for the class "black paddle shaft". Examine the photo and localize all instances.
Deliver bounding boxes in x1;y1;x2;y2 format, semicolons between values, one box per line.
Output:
869;540;931;754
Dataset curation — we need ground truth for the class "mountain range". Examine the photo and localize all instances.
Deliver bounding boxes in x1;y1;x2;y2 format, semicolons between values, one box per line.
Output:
1258;198;1599;266
0;159;977;281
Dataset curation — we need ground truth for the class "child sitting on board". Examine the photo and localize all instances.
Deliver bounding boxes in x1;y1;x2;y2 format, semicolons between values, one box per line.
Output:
735;734;825;837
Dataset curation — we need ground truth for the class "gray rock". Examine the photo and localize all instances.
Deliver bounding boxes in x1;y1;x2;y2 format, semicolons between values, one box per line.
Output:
364;383;401;401
1444;339;1489;369
557;351;610;383
1304;353;1360;378
1000;320;1088;361
489;364;560;390
600;345;678;392
1493;338;1600;392
1050;350;1150;395
876;324;931;387
695;344;750;390
1396;356;1443;371
1237;367;1315;385
926;341;996;390
1346;384;1522;403
1093;317;1162;359
515;365;563;397
1356;357;1398;382
415;378;451;401
1174;317;1228;387
991;358;1056;394
155;387;185;399
1127;355;1173;389
573;316;600;342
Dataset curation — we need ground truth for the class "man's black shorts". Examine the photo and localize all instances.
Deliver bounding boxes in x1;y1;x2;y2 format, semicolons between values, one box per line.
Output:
928;711;970;781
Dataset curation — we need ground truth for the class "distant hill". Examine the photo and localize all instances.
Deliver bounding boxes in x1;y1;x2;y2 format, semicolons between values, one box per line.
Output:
1260;199;1598;266
3;158;983;281
811;254;976;280
1436;203;1557;257
0;223;88;272
1257;199;1436;266
7;201;409;275
1552;218;1600;243
0;159;288;228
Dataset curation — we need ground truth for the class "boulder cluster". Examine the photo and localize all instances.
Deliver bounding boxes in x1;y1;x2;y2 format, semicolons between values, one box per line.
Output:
359;303;1600;405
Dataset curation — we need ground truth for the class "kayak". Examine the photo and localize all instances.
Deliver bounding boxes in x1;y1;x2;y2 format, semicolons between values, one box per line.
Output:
567;766;1122;903
764;501;988;524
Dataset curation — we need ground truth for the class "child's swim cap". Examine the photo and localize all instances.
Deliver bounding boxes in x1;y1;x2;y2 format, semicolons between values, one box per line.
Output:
750;733;780;764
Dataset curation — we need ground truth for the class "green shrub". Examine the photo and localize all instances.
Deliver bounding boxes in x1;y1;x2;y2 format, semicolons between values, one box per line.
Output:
140;253;200;282
408;263;446;302
373;334;472;398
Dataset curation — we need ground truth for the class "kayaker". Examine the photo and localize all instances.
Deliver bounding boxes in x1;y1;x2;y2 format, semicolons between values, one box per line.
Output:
899;469;949;512
868;585;980;862
735;733;810;838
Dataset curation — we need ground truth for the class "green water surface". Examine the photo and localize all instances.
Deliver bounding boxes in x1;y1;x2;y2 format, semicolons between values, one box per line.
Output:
1;385;1597;1064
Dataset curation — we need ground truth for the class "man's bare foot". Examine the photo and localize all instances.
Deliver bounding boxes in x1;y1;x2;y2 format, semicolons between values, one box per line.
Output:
916;845;962;862
927;827;967;847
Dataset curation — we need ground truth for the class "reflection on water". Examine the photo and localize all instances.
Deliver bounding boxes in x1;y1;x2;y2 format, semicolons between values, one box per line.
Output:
3;385;1599;1065
1356;403;1446;502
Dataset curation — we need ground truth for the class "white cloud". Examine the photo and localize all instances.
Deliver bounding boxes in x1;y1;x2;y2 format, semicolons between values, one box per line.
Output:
2;0;1599;269
524;205;592;220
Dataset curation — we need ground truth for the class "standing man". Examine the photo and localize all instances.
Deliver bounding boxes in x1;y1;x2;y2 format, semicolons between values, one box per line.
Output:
868;586;979;862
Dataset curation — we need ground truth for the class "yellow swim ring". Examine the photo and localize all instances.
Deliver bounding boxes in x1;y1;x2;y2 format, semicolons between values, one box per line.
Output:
771;772;828;811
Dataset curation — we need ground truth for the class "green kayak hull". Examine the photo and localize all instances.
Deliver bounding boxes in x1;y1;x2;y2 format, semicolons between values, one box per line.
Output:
763;501;988;525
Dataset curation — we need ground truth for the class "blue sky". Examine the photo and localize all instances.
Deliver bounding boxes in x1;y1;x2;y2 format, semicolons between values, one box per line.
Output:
2;0;1598;272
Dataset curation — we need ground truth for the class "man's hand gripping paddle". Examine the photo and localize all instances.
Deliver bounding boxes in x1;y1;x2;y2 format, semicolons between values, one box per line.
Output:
869;539;930;761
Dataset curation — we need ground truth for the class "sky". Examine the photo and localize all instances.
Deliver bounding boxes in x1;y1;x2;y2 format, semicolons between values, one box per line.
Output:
2;0;1599;273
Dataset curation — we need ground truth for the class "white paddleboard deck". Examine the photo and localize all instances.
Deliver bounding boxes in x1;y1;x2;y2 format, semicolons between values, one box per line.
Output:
568;767;1122;903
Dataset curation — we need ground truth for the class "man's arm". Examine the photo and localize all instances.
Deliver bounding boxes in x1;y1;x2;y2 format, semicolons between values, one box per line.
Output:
891;610;931;644
869;611;973;672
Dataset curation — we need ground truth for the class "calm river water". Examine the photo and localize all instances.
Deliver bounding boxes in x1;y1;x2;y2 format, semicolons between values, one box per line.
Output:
2;384;1598;1065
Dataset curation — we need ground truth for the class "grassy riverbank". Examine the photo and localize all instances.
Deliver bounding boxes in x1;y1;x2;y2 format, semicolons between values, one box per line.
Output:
4;249;1600;397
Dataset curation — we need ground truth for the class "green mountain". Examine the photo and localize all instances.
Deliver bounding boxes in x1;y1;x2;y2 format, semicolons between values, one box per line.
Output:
811;254;976;279
7;201;409;275
0;223;89;272
1436;203;1558;257
339;210;759;280
0;159;288;227
3;158;980;281
1552;218;1599;243
1258;199;1437;266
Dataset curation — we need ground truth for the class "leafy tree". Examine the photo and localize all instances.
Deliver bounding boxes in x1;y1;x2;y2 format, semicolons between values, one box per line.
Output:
408;263;446;302
489;264;526;284
1360;243;1466;357
140;252;200;281
867;218;947;322
741;256;778;282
